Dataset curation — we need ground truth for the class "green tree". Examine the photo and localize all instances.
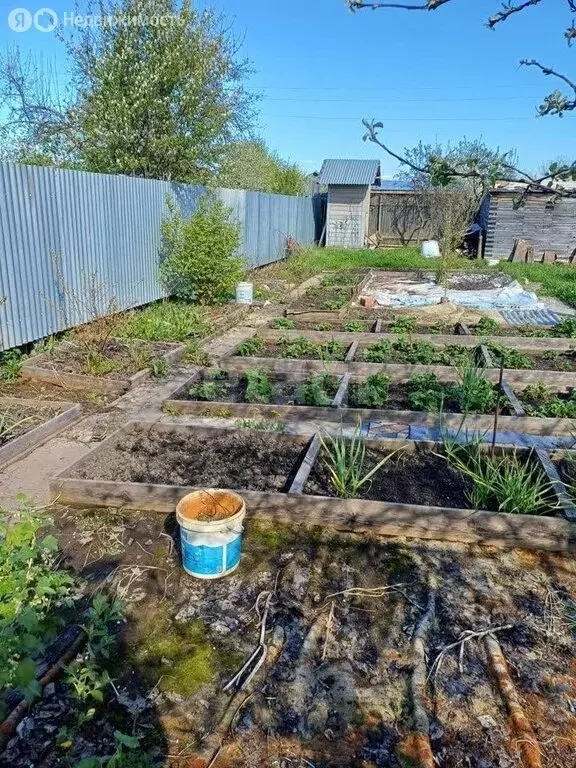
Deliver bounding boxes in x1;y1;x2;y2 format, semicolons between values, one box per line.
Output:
159;195;245;304
217;139;307;195
0;0;255;183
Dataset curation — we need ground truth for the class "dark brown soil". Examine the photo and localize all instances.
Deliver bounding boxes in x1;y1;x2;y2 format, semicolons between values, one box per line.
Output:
0;402;62;446
68;428;309;491
0;379;117;412
290;285;351;311
527;352;576;372
305;446;478;508
31;339;175;379
471;324;552;337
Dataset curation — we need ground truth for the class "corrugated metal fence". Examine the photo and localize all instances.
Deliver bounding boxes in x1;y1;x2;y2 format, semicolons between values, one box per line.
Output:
0;162;317;350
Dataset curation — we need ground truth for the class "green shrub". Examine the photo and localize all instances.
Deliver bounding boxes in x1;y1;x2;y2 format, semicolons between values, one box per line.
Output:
159;195;245;304
189;381;228;400
271;317;295;330
244;370;273;403
363;339;392;363
554;318;576;338
237;335;265;356
350;374;390;408
474;316;500;335
296;373;333;406
486;342;533;369
409;373;446;412
344;321;365;333
390;317;416;334
0;349;23;380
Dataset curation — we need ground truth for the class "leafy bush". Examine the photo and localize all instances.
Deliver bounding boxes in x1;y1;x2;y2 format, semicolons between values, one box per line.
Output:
159;195;245;304
350;374;390;408
554;317;576;338
390;317;416;334
363;339;392;363
452;367;498;413
271;317;295;330
474;316;500;335
189;381;228;400
439;344;475;367
486;342;533;369
0;501;74;712
344;321;366;333
0;349;23;380
397;338;438;365
409;373;446;412
321;339;346;360
237;335;265;356
522;383;576;418
279;336;319;359
296;373;333;406
244;370;273;403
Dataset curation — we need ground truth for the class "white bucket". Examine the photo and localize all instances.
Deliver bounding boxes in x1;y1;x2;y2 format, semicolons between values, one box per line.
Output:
421;240;441;259
176;489;246;579
236;282;253;305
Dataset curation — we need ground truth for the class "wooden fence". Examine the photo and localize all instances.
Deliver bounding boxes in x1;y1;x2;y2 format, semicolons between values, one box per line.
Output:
368;191;436;245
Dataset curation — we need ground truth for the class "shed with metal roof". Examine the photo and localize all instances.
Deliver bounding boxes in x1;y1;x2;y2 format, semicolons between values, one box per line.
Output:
318;159;381;248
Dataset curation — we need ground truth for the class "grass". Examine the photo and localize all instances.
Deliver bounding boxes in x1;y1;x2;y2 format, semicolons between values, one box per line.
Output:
256;246;576;309
112;299;213;342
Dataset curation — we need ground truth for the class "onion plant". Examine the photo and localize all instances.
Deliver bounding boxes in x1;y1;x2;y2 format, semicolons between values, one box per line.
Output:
320;424;402;498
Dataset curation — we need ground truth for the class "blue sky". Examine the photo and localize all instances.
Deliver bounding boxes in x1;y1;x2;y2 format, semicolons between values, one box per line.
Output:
1;0;574;176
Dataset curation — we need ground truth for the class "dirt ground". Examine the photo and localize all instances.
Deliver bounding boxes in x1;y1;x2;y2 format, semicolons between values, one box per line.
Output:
3;510;575;768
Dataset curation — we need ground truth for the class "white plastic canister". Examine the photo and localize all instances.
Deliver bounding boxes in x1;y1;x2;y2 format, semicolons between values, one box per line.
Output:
236;282;254;305
176;489;246;579
421;240;441;259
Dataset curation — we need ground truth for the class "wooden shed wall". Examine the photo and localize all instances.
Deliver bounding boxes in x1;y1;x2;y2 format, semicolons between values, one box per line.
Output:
485;192;576;260
326;184;369;248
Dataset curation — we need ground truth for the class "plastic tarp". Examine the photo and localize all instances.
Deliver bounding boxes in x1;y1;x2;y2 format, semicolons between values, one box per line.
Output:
370;278;545;310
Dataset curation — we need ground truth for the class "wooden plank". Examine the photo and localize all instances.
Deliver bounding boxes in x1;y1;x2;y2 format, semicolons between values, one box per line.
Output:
374;319;383;333
331;373;350;408
344;341;358;363
535;448;576;522
500;380;526;417
456;323;472;335
0;400;82;468
49;476;576;554
288;433;321;494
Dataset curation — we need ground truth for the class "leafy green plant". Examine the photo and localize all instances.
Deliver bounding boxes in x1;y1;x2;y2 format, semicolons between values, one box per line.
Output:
522;383;576;418
323;297;348;310
237;335;265;357
515;323;549;338
149;358;167;378
428;321;449;335
76;731;154;768
296;373;334;406
271;317;295;329
439;344;475;367
396;337;437;365
442;440;553;515
320;339;345;361
554;318;576;338
409;373;446;412
0;500;75;714
32;336;59;355
362;339;392;363
0;349;23;380
81;351;119;377
344;321;365;333
66;661;111;703
188;381;228;400
474;316;500;335
321;273;357;286
350;374;390;408
113;301;212;342
159;195;245;304
320;425;402;498
486;342;533;369
206;368;228;380
244;370;273;403
452;366;498;413
314;322;333;331
390;317;416;334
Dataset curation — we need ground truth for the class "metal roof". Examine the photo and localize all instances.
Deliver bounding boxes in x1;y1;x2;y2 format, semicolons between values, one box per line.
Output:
318;158;380;186
372;179;414;192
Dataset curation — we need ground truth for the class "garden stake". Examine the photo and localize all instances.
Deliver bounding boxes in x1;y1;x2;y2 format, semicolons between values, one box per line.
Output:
491;361;505;458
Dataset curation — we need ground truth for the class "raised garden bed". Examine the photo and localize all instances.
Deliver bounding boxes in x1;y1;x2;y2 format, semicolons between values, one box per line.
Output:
516;383;576;418
22;339;184;394
485;343;576;371
0;397;81;467
234;334;350;361
164;368;344;419
50;423;576;552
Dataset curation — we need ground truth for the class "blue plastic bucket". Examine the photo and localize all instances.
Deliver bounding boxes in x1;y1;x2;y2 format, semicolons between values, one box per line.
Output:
176;489;246;579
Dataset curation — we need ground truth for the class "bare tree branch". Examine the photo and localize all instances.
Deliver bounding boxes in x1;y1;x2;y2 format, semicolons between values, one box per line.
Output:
347;0;449;10
487;0;542;28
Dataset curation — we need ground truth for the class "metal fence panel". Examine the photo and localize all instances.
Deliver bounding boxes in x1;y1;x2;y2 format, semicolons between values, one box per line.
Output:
0;162;317;350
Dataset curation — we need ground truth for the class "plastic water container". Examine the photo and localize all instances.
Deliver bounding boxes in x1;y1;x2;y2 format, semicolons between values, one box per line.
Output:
176;489;246;579
236;282;253;305
421;240;441;259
